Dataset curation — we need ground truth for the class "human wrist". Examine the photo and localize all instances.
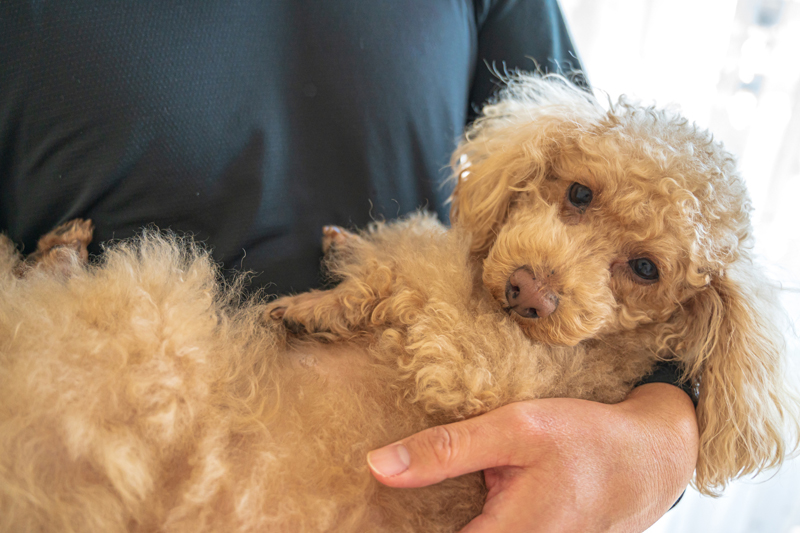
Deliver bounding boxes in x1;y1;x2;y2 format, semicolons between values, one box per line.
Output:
618;383;699;516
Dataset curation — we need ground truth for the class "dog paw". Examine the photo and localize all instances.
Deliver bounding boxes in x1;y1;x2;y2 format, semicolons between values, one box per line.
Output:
39;219;94;254
265;292;340;337
34;218;95;266
15;219;95;277
268;305;287;320
321;225;360;255
266;305;307;335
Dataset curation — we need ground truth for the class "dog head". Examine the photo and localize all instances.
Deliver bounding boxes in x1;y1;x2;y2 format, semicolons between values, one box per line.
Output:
450;74;798;494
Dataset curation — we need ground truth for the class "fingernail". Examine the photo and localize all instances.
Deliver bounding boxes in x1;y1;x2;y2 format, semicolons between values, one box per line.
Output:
367;444;410;477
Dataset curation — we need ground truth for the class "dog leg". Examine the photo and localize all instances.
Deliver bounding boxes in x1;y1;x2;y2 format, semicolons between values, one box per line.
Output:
266;225;374;337
14;218;94;277
267;280;380;339
266;224;406;338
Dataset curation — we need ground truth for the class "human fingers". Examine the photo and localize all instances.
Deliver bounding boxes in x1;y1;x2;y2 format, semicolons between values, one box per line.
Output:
366;404;536;488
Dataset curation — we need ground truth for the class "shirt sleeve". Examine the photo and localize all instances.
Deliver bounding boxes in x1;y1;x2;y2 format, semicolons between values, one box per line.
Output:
469;0;584;120
635;360;698;407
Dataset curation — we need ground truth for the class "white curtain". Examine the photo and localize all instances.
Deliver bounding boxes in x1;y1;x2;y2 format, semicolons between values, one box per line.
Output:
559;0;800;530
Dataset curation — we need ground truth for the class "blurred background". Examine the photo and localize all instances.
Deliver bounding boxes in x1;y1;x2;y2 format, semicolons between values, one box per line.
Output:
559;0;800;530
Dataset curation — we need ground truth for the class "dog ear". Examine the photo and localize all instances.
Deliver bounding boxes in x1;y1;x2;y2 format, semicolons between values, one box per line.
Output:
447;99;561;256
679;262;799;495
448;74;601;256
448;143;538;256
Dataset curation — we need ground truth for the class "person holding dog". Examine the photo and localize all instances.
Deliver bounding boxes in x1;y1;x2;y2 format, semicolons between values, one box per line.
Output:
0;1;697;530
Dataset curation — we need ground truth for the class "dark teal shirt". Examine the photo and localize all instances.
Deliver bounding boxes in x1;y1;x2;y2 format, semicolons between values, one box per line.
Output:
1;0;580;293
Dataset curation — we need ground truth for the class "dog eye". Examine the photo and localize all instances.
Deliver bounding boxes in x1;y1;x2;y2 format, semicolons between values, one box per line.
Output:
629;258;659;281
568;182;593;209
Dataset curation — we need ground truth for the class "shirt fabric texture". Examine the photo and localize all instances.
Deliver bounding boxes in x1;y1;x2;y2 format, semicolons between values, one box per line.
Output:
1;0;580;294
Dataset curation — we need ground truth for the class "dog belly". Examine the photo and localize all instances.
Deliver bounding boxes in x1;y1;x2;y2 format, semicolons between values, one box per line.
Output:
240;341;486;532
285;341;372;381
137;337;486;533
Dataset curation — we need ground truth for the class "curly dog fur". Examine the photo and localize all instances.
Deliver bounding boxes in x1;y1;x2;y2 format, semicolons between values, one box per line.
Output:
1;75;797;532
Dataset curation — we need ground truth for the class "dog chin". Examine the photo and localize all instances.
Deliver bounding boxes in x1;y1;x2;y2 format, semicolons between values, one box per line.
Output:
514;314;603;347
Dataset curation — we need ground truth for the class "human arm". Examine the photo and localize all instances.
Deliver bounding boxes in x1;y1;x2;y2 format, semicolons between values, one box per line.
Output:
367;383;698;533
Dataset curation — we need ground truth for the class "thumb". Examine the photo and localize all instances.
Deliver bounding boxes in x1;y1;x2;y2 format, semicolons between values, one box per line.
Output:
367;406;524;488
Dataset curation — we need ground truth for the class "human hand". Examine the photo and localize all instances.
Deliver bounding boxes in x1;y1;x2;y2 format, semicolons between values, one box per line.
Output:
367;383;698;533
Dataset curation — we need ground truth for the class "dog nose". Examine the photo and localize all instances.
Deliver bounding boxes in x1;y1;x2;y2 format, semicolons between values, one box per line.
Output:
505;267;559;319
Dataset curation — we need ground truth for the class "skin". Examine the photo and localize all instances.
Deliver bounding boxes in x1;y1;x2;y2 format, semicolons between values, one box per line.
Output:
368;383;698;533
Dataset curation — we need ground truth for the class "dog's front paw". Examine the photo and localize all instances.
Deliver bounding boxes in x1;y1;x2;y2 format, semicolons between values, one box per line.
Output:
40;219;94;254
265;292;336;336
265;296;304;335
15;219;95;277
321;225;361;255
